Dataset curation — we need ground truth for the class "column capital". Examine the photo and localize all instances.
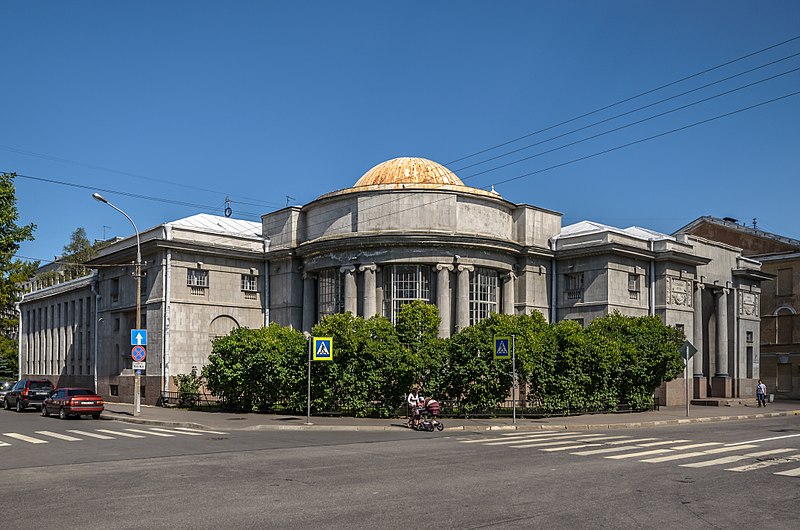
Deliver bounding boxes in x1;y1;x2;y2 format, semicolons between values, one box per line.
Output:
457;264;474;273
436;263;454;272
695;281;705;290
302;272;316;281
503;271;517;282
358;263;377;273
339;265;356;274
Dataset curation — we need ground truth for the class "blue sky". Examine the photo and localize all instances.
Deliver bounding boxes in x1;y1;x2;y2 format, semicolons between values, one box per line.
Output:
3;1;799;263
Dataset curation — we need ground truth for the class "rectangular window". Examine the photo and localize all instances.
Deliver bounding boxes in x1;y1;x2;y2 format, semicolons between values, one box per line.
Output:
110;278;120;303
110;385;119;396
470;268;498;326
746;331;754;344
318;269;344;320
114;317;120;331
241;274;258;292
777;268;793;296
187;268;209;287
383;265;431;324
628;273;640;300
140;270;148;297
565;273;584;301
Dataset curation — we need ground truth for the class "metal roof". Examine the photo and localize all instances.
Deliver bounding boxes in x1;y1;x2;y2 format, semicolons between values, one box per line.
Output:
165;214;262;239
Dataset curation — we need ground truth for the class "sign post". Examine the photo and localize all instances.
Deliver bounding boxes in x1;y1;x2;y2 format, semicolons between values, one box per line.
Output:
682;340;698;418
306;336;333;425
131;329;147;415
495;335;517;425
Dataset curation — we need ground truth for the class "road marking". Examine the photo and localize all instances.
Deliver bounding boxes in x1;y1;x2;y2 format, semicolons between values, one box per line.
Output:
174;427;228;435
640;444;758;463
668;442;723;451
2;433;48;444
67;430;114;440
0;441;11;447
726;453;800;472
541;443;604;452
570;443;662;456
149;427;203;436
35;431;82;442
681;449;795;468
774;467;800;477
635;440;691;447
124;428;174;437
603;438;659;445
463;432;573;444
606;449;673;459
487;433;605;446
501;431;564;437
96;429;146;438
727;433;800;446
509;434;608;448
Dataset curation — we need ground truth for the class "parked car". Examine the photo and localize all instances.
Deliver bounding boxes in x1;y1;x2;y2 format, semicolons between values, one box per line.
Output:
4;379;55;412
42;388;104;420
0;380;16;406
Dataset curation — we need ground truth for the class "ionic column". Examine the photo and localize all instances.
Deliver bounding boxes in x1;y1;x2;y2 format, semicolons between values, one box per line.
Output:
456;264;473;332
693;282;704;377
502;272;516;315
359;264;378;318
341;265;357;315
715;288;730;377
436;264;453;338
302;273;316;332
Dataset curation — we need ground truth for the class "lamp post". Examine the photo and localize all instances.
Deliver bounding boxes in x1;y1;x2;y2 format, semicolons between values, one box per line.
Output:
93;193;142;416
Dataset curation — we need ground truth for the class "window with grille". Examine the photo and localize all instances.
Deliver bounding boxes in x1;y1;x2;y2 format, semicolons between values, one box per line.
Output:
187;269;208;287
777;268;793;296
241;274;258;292
628;273;640;300
383;265;431;324
470;268;498;325
565;273;584;300
110;278;119;303
318;268;344;319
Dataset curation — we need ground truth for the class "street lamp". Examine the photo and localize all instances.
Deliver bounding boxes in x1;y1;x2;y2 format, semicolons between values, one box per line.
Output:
93;192;143;416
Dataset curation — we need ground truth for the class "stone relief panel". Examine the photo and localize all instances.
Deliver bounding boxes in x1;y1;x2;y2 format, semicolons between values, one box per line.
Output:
667;277;691;307
740;291;759;317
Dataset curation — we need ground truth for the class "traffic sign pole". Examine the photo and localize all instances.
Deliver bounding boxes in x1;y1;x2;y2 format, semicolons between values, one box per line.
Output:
512;334;516;426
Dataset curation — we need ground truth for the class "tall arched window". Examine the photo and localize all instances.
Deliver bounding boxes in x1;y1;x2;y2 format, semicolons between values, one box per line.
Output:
470;268;498;325
776;307;795;344
318;268;345;320
383;265;431;323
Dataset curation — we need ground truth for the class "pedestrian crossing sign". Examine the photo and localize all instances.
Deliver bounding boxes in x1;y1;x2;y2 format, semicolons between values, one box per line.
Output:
313;337;333;361
494;336;511;360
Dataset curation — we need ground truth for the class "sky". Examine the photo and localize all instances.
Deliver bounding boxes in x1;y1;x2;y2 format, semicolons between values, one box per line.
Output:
2;1;799;263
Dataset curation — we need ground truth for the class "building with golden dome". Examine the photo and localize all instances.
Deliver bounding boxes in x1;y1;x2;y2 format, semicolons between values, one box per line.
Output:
18;156;770;406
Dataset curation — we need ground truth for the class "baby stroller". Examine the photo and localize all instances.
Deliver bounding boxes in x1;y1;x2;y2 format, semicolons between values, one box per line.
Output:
415;398;444;432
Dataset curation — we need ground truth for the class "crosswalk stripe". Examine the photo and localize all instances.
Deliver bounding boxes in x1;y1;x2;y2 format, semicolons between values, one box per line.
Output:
726;453;800;472
35;431;82;442
2;433;48;444
501;431;564;437
572;446;646;456
67;430;114;439
462;432;573;444
96;429;146;438
635;440;691;447
509;434;608;449
640;444;758;463
541;443;604;452
149;427;203;436
0;441;11;447
669;442;723;451
124;428;174;437
774;467;800;477
606;449;673;459
681;449;795;468
487;433;604;446
174;427;228;435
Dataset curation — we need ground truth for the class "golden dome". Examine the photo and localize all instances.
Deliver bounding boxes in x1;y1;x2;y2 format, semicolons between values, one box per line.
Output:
354;157;465;188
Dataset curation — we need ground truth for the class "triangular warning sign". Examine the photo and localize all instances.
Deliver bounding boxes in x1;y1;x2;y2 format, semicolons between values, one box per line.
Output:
496;342;508;355
316;342;330;356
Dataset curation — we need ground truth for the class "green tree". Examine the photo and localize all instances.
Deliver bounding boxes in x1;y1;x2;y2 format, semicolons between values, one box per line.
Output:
61;227;95;279
0;173;37;378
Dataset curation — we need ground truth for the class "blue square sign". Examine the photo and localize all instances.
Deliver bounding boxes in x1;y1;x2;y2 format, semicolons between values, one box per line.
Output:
131;329;147;346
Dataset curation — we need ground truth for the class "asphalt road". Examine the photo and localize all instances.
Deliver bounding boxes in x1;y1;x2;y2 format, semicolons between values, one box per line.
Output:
1;409;798;528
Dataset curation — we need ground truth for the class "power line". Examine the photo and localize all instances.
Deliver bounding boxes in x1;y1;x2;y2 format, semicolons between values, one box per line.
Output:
445;34;800;166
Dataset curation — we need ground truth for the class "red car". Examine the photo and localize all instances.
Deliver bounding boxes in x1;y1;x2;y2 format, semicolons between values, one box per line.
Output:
42;388;104;420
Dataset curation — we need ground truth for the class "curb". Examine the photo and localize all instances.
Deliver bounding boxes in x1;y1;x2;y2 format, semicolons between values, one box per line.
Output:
99;409;800;432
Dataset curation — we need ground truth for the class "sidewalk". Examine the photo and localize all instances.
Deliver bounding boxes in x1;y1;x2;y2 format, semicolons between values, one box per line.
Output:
100;400;800;432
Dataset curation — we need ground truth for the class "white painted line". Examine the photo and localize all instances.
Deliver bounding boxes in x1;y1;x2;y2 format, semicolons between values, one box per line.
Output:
35;431;82;442
571;446;639;456
510;435;608;449
726;453;800;472
640;445;758;463
604;438;659;445
606;449;673;459
541;443;604;452
149;428;203;436
727;433;800;446
668;442;723;451
635;440;691;447
96;429;146;438
67;430;114;440
681;449;795;468
468;432;576;444
124;428;174;437
501;431;563;437
174;427;228;435
774;467;800;477
2;433;48;444
0;441;11;447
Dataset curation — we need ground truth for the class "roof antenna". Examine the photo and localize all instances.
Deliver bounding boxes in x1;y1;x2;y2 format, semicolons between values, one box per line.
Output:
286;195;295;207
752;218;757;229
224;196;232;218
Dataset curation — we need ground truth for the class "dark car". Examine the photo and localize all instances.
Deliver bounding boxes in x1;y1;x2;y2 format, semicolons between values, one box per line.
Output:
0;380;16;406
42;388;104;420
4;379;55;412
